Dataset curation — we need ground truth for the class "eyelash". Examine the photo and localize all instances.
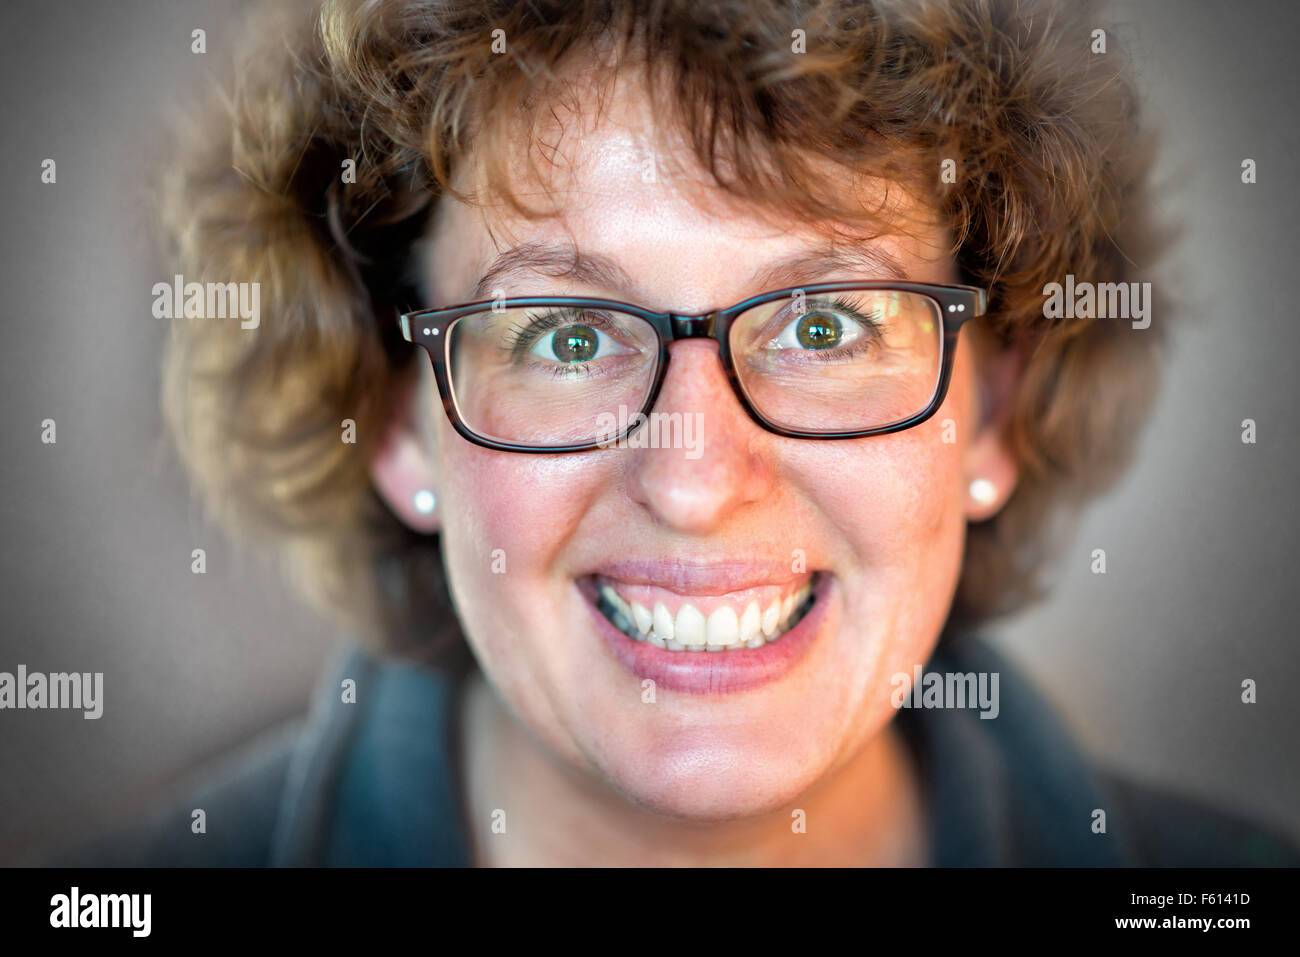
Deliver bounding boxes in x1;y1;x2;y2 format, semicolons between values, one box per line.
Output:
776;297;888;360
504;309;589;350
503;309;623;378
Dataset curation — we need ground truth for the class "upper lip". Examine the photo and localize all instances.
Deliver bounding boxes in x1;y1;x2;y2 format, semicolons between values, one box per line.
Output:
582;558;819;596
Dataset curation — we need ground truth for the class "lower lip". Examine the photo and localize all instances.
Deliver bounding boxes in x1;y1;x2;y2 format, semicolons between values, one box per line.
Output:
581;575;832;695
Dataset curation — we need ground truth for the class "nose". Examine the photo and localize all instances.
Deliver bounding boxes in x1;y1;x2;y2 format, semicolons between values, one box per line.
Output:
624;339;776;535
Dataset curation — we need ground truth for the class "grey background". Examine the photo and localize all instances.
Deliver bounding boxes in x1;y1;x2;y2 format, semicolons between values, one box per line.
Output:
1;0;1297;863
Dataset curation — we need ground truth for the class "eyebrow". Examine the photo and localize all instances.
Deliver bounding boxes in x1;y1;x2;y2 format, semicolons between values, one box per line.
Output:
471;243;633;300
468;240;910;303
749;244;911;291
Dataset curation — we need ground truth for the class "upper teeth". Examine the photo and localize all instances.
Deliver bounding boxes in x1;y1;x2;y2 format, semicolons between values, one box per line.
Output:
598;582;813;651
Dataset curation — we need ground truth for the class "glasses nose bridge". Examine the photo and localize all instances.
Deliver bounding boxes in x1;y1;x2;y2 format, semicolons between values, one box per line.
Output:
667;310;721;341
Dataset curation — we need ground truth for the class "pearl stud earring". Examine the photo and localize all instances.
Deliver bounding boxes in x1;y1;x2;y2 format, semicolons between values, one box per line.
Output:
413;489;437;515
968;478;997;507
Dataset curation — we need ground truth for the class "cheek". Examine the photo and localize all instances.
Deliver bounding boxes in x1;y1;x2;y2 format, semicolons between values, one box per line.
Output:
431;430;618;741
793;339;978;622
438;445;600;573
879;430;959;557
795;422;964;704
429;409;625;679
877;339;978;560
436;451;629;664
799;415;966;570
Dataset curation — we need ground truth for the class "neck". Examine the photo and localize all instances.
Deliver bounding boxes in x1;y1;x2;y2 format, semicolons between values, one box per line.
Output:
458;667;928;866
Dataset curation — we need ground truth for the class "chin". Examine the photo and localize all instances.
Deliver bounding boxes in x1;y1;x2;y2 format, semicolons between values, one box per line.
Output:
556;681;857;823
595;738;827;823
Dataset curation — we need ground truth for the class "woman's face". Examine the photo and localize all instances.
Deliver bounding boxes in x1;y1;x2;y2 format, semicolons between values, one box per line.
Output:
377;70;1017;820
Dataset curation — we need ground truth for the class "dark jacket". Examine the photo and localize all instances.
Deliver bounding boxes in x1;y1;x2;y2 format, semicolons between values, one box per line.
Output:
49;634;1300;866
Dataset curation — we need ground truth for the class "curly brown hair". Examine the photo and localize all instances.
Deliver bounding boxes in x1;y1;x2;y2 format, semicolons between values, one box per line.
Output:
157;0;1168;658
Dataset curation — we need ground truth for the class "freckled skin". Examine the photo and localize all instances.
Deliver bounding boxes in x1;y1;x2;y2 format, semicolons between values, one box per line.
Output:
384;67;1011;861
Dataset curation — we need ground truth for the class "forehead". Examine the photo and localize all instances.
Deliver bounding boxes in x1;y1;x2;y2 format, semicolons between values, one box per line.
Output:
424;64;952;309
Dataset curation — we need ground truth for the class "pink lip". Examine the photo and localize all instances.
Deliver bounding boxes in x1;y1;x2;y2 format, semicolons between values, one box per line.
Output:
583;558;811;595
578;572;832;695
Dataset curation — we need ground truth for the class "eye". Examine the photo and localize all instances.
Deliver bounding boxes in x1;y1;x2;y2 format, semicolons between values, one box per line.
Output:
769;307;868;352
528;321;632;363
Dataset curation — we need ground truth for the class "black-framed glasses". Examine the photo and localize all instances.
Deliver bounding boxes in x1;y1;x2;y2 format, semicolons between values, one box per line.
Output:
398;281;987;453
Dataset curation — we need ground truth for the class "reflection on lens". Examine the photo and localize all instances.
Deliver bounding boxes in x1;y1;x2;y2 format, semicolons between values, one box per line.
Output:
730;289;943;433
447;306;659;446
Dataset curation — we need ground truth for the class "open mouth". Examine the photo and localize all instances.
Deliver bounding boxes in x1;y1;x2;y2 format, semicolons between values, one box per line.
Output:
587;572;821;651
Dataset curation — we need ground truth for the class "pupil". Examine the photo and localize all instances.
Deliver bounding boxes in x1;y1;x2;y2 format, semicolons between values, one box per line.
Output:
552;324;598;362
796;312;842;349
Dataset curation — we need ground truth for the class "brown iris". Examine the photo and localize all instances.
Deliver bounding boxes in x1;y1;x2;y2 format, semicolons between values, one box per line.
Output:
552;324;598;362
795;312;843;349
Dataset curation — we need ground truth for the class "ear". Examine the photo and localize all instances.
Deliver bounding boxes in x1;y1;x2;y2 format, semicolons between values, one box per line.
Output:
370;361;441;534
962;330;1029;523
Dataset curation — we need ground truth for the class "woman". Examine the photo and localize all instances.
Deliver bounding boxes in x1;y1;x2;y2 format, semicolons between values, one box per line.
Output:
66;0;1297;866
